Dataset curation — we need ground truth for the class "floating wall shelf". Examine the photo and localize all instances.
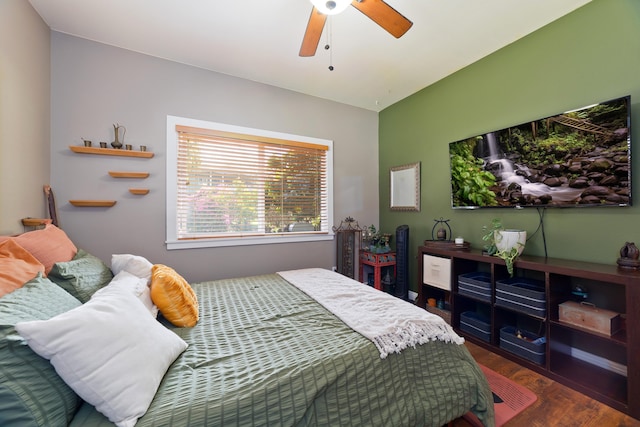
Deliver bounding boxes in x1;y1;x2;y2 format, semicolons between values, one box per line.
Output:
129;188;150;195
69;200;117;207
109;171;150;179
21;218;51;227
70;145;154;158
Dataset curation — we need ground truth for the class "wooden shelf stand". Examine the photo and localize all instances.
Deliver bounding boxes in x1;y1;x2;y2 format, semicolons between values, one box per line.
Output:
359;251;396;291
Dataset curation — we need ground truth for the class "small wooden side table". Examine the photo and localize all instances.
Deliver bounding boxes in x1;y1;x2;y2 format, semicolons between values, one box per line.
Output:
359;251;396;291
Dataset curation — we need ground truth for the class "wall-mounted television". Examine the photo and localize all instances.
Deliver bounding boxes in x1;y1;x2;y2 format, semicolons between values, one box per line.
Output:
449;95;631;209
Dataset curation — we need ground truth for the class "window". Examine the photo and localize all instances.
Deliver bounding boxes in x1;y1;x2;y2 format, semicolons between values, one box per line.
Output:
166;116;333;249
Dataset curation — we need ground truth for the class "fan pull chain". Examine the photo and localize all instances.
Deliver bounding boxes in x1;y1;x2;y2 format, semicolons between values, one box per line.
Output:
325;16;334;71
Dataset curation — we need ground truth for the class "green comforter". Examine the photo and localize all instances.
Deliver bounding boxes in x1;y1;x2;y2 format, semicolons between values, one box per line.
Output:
71;274;494;426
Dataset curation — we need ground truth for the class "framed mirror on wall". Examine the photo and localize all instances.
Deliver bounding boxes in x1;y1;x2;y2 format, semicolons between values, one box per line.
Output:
390;162;420;211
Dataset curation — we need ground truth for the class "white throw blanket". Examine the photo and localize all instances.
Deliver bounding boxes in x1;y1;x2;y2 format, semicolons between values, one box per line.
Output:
277;268;464;359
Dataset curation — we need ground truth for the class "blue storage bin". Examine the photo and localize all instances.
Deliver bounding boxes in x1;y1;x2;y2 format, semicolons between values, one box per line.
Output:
499;326;546;365
495;277;546;317
460;311;491;342
458;272;492;302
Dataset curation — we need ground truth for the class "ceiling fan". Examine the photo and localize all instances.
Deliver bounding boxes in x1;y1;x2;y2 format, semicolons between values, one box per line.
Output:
299;0;413;57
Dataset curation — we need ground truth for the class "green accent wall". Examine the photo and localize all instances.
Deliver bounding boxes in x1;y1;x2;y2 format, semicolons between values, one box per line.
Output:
379;0;640;292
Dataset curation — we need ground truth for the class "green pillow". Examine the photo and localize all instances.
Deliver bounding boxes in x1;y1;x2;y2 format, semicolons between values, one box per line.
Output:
48;249;113;302
0;275;82;427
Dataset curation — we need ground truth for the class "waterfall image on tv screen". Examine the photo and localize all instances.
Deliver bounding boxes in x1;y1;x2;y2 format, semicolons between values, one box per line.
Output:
449;96;631;209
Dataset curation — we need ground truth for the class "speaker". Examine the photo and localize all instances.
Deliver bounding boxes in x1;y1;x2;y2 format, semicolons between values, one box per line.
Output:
395;225;409;300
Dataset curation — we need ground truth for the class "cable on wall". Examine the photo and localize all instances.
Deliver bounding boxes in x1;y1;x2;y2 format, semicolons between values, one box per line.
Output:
527;207;548;258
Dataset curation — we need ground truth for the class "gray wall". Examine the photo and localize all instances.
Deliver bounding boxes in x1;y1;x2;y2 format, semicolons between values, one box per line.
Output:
0;0;50;234
50;33;379;283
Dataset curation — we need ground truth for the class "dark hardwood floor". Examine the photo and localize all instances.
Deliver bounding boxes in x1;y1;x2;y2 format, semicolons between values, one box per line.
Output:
453;341;640;427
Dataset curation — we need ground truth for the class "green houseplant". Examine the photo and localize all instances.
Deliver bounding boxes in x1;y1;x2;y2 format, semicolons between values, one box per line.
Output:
482;219;526;276
481;218;502;256
363;225;391;253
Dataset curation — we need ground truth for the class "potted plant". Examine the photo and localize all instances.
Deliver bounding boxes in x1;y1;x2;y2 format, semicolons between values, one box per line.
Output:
482;219;526;276
481;218;502;255
363;225;391;253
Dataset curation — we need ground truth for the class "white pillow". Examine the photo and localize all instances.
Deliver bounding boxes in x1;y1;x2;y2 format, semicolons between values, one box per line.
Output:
111;254;154;283
15;286;188;427
96;270;159;318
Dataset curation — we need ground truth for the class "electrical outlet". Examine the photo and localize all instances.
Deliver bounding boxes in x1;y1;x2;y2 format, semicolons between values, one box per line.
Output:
408;291;418;302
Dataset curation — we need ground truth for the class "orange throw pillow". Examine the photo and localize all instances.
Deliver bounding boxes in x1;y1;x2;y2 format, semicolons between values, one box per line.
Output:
0;239;46;297
14;224;77;276
150;264;199;327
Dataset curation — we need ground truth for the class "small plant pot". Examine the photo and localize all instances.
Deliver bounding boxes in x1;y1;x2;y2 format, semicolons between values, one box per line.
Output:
495;229;526;255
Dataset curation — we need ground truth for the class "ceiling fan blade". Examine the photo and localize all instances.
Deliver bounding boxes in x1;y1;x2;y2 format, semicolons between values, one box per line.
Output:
351;0;413;38
299;7;327;57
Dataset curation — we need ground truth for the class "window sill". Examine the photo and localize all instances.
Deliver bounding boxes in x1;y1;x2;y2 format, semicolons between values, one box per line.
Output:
166;233;334;250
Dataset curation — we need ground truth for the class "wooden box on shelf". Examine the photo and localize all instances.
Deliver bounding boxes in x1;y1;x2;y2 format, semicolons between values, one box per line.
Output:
559;301;622;336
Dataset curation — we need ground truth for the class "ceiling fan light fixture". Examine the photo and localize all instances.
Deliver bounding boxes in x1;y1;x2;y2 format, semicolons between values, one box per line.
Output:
310;0;351;15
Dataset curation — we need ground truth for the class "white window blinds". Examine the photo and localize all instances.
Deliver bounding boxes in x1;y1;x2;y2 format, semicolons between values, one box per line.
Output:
175;125;330;241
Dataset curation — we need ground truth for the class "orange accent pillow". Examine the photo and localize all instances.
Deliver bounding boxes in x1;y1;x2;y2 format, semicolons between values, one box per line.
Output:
14;224;77;276
150;264;199;327
0;239;46;297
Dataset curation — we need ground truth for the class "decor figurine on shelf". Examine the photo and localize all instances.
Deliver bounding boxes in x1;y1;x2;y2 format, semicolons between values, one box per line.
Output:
571;284;589;301
617;242;640;270
111;123;126;149
381;268;395;293
431;217;451;241
423;218;470;250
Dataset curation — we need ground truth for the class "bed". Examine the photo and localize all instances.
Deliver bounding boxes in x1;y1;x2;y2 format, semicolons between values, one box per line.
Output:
0;224;494;427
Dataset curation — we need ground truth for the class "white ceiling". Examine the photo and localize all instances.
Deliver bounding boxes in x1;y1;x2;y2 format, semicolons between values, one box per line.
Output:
29;0;592;112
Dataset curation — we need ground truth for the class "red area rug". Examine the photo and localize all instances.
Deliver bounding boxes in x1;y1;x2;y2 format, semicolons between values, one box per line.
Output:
464;364;538;426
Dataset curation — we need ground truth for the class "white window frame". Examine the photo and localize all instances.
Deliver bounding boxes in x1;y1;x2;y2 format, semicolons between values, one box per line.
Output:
166;115;334;249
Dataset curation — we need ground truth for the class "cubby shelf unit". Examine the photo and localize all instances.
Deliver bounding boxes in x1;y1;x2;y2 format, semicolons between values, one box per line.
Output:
417;245;640;420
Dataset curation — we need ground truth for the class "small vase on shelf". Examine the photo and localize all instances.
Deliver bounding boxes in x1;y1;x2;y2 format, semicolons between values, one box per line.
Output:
111;123;126;149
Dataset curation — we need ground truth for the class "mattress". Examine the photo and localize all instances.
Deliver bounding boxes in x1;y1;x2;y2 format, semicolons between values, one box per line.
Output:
71;273;493;426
